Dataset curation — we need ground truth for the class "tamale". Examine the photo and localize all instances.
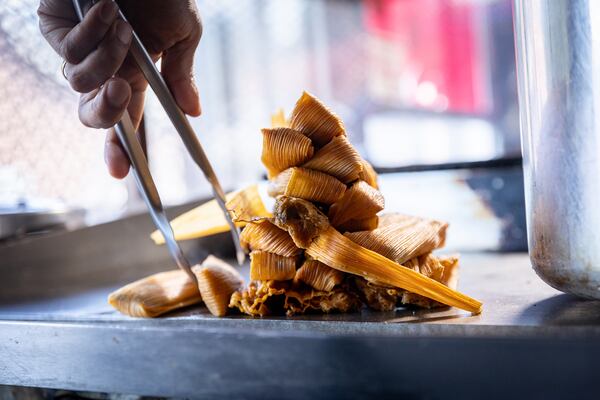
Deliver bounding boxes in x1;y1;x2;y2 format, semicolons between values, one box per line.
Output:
144;91;482;318
240;219;301;257
268;167;346;205
336;215;379;232
150;185;271;244
193;256;244;317
271;108;289;128
328;181;385;227
261;127;314;178
345;213;447;265
250;250;298;281
301;135;363;183
108;270;202;318
294;259;345;292
289;91;346;147
273;196;482;314
359;159;379;189
352;254;460;310
229;280;289;317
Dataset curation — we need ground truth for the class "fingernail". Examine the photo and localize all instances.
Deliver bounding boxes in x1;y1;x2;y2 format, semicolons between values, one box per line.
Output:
100;1;117;24
106;81;129;108
116;21;132;45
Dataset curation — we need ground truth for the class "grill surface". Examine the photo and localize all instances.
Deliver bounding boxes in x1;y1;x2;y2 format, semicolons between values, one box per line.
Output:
1;202;600;399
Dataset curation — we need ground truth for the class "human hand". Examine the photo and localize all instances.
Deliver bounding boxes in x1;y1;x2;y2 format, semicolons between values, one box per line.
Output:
38;0;202;178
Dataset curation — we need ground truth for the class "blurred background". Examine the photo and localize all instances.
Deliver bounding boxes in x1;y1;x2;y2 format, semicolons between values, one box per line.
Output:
0;0;523;251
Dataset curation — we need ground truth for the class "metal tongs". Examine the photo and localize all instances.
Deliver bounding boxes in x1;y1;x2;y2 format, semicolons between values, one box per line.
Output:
72;0;245;284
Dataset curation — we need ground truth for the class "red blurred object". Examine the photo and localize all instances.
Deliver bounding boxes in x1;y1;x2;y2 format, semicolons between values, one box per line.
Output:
364;0;491;114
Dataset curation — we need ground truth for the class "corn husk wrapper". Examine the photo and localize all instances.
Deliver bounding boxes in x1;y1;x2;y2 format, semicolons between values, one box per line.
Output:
250;250;298;281
354;253;455;311
294;259;345;292
301;135;363;183
309;227;480;313
345;213;447;265
404;253;445;282
289;91;346;147
401;255;460;308
336;215;379;232
193;256;243;317
268;167;346;205
261;127;314;178
226;184;273;223
108;270;202;318
359;160;378;189
273;197;482;314
150;185;271;244
328;181;384;227
240;219;301;257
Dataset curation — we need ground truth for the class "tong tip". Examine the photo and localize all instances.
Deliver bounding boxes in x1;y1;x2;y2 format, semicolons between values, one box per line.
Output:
235;248;246;266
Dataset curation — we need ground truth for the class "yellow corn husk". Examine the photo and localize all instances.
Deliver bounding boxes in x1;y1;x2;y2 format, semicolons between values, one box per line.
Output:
404;253;445;282
294;259;345;292
193;256;243;317
229;280;289;317
250;250;297;281
439;255;460;289
301;135;363;183
359;159;379;189
226;184;273;223
240;219;301;257
108;270;202;318
268;167;346;205
261;127;314;178
328;181;385;227
289;91;346;147
336;216;379;232
273;197;482;314
271;108;289;128
401;255;460;308
344;213;448;265
310;227;480;313
151;185;271;244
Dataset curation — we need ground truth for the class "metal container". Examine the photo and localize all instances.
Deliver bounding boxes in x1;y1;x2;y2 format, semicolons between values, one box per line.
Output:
513;0;600;298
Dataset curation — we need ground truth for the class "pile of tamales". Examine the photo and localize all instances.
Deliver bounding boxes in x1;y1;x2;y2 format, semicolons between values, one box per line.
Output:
109;92;482;318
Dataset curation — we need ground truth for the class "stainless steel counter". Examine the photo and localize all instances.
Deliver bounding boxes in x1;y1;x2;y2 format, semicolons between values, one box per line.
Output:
1;209;600;399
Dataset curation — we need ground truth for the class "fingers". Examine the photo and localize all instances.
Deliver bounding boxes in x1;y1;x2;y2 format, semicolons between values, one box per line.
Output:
78;74;148;179
79;77;131;129
101;84;147;179
105;129;130;179
64;20;132;93
60;0;118;64
161;34;202;117
102;85;147;179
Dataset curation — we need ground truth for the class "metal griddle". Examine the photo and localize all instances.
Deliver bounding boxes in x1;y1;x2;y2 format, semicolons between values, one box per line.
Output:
1;200;600;399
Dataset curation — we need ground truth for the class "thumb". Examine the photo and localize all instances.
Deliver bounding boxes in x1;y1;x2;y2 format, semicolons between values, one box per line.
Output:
161;39;201;117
